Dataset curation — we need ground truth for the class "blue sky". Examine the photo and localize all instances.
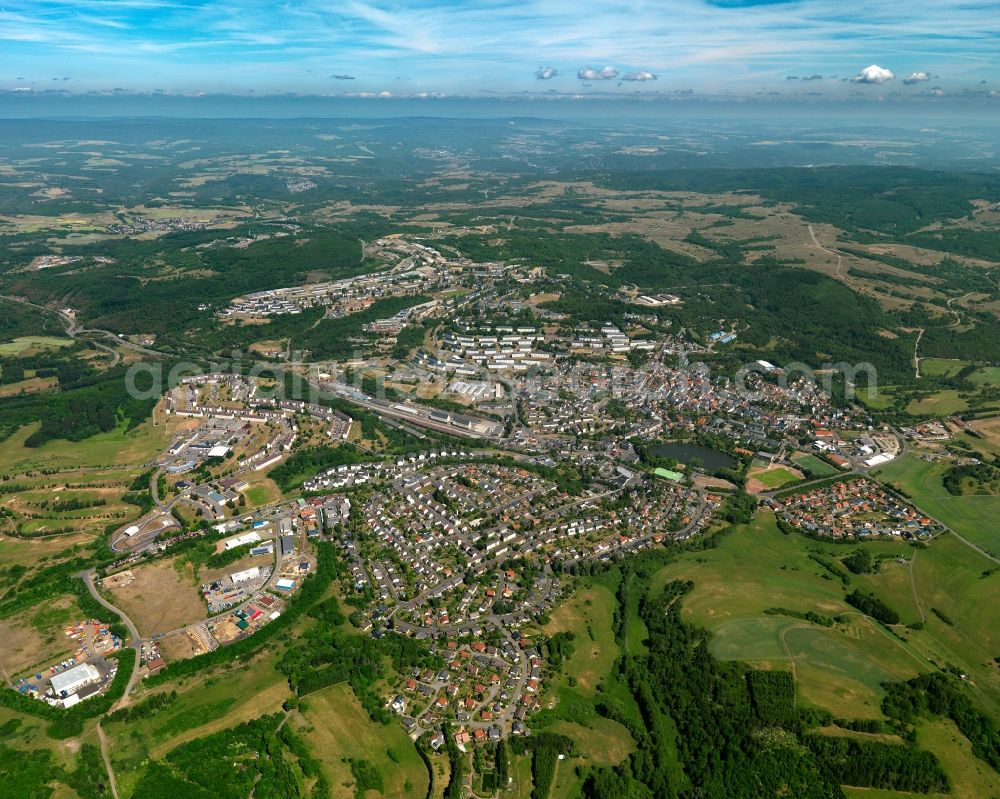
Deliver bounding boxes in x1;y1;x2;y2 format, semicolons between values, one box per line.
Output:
2;0;999;99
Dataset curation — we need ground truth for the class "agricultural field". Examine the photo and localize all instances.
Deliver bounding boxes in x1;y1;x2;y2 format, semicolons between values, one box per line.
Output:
875;454;1000;555
0;336;73;357
297;682;428;798
649;513;1000;720
0;375;59;398
966;416;1000;451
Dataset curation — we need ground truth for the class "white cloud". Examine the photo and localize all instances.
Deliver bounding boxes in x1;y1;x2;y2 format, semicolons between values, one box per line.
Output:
535;66;558;80
851;64;894;84
903;71;929;85
621;70;656;81
577;66;619;80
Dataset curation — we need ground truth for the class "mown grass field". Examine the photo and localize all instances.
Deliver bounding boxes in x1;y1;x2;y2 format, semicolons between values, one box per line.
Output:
751;466;801;489
791;452;840;478
906;390;970;416
0;418;168;477
537;578;643;791
0;414;176;560
542;583;619;696
643;509;1000;796
647;512;998;720
969;366;1000;386
841;719;1000;799
875;454;1000;555
0;336;73;357
919;358;969;378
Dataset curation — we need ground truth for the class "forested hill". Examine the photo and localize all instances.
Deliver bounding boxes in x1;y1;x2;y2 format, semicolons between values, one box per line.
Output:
579;569;957;799
592;166;1000;238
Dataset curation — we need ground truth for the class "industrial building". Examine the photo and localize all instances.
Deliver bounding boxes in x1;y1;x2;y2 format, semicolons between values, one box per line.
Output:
231;566;261;584
50;662;101;698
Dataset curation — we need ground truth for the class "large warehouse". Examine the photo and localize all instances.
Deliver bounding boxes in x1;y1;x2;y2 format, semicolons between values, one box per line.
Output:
50;663;101;698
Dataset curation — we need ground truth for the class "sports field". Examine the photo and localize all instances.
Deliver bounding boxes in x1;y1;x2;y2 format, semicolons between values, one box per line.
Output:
760;467;800;487
791;452;840;478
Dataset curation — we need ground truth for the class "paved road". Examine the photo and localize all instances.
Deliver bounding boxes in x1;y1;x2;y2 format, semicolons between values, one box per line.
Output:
79;570;143;709
0;293;169;360
149;468;167;509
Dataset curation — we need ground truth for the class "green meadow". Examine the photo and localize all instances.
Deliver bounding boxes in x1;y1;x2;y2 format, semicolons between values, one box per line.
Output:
876;454;1000;556
650;512;1000;720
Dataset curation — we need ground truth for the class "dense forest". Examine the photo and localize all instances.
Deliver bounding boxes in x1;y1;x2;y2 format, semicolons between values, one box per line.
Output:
594;166;1000;237
568;556;956;799
0;359;159;446
4;229;365;351
129;714;321;799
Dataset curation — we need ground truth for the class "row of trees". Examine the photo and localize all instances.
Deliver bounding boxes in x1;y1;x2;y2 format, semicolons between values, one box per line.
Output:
845;590;901;625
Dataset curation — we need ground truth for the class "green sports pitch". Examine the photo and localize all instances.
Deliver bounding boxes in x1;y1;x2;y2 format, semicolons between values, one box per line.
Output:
791;452;839;478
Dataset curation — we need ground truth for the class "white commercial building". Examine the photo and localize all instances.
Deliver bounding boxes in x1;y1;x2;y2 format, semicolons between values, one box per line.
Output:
223;531;261;551
50;663;101;697
231;566;261;584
